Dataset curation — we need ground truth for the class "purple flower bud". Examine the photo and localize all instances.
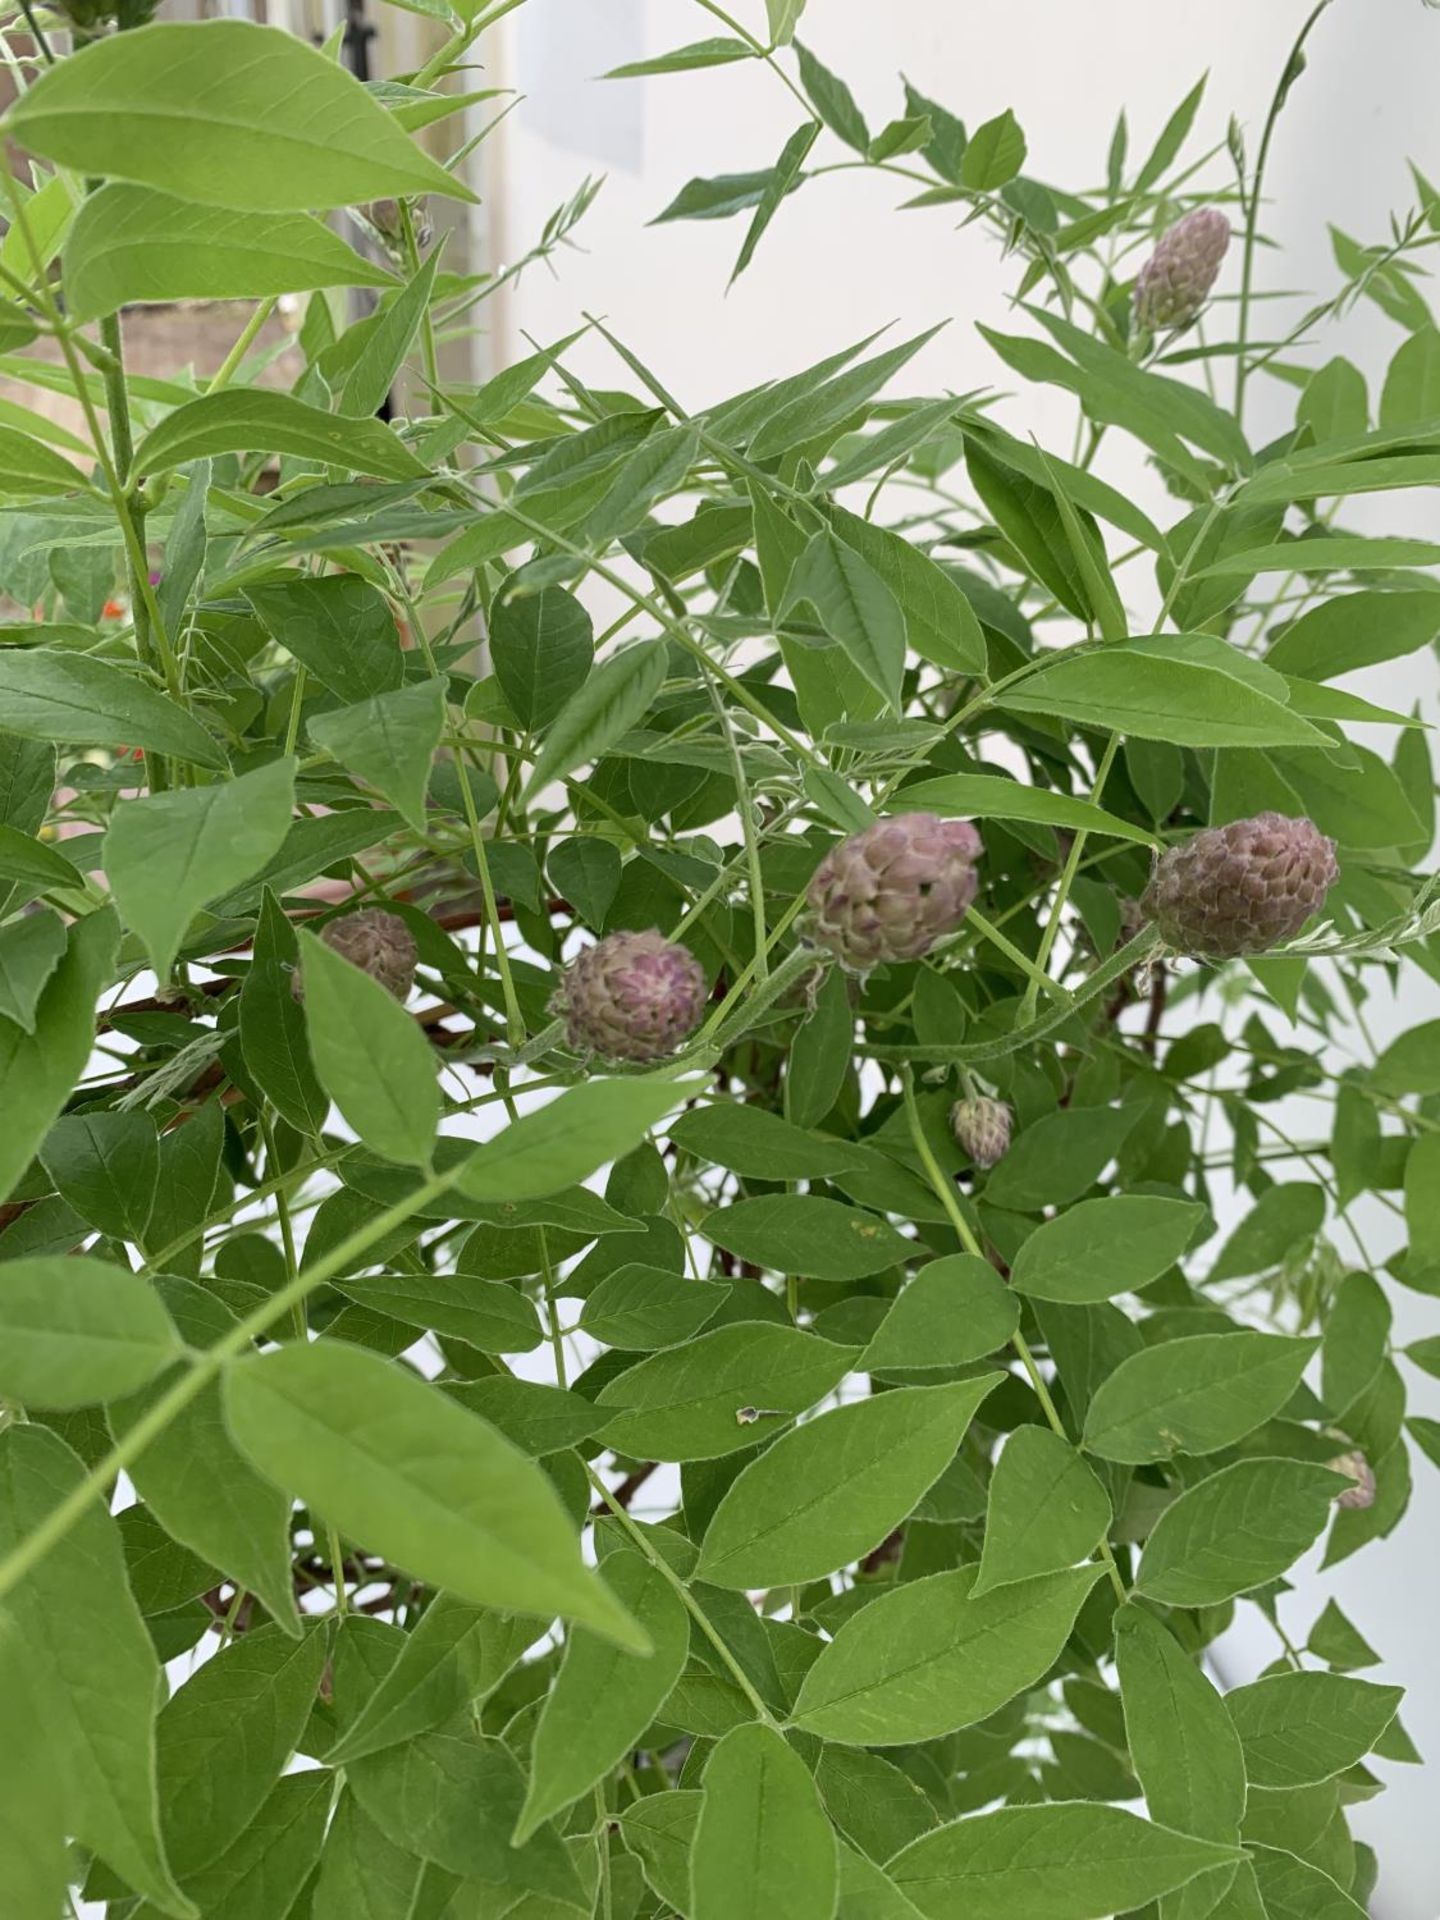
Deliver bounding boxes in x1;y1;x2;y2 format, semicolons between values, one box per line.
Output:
1329;1450;1377;1511
807;813;984;971
295;908;418;1003
1134;208;1231;331
950;1096;1013;1169
553;929;707;1063
1141;812;1338;959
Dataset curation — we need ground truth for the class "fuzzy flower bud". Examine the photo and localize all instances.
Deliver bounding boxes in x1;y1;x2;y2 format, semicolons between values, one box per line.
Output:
1141;812;1338;959
807;813;984;971
951;1096;1013;1169
363;198;433;256
296;908;418;1003
1134;208;1231;331
1328;1450;1377;1511
553;929;706;1063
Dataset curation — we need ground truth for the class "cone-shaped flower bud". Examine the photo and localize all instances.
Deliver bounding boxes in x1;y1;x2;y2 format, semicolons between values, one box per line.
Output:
951;1096;1013;1169
553;929;706;1063
807;813;983;971
307;908;419;1002
1141;812;1338;959
1328;1449;1377;1511
1134;207;1231;331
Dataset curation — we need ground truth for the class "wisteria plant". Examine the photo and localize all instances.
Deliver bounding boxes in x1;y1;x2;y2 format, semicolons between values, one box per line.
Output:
0;1;1436;1916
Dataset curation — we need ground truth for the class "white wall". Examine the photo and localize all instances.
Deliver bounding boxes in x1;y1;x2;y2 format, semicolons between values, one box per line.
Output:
486;5;1440;1916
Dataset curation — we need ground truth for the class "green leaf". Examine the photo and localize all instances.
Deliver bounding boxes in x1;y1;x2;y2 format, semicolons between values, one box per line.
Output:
312;1788;428;1920
342;252;439;419
1208;1183;1324;1281
1246;1845;1366;1920
0;821;81;894
1308;1598;1382;1671
0;1255;179;1409
966;438;1097;619
111;1277;301;1633
960;108;1027;189
1082;1332;1321;1463
0;909;119;1206
786;965;852;1129
136;388;427;481
1265;589;1440;681
750;326;945;463
515;1552;689;1840
999;647;1328;749
887;1804;1239;1920
697;1376;1002;1588
156;1623;327;1880
693;1722;838;1920
983;1104;1142;1212
1135;1458;1348;1606
703;1193;914;1281
0;907;65;1032
1009;1196;1204;1303
165;1771;330;1920
333;1270;543;1353
733;121;819;282
862;1254;1020;1371
9;20;466;211
0;1426;192;1917
0;1610;68;1920
596;1323;858;1462
224;1338;644;1647
818;1747;936;1865
794;40;868;150
62;185;391;323
245;574;405;704
326;1592;540;1766
310;678;444;832
765;0;806;47
606;36;754;78
491;584;594;731
523;640;667;801
830;505;989;677
779;528;906;713
579;1265;728;1350
1116;1605;1245;1851
973;1426;1111;1594
347;1729;586;1906
1379;323;1440;424
1197;534;1440;577
890;774;1155;846
547;836;622;927
670;1104;869;1180
0;649;225;767
793;1563;1103;1743
458;1075;692;1203
106;757;296;979
1135;75;1206;190
1371;1018;1440;1096
298;926;438;1166
238;886;328;1135
0;423;86;495
582;423;701;543
1224;1671;1403;1787
620;1791;701;1912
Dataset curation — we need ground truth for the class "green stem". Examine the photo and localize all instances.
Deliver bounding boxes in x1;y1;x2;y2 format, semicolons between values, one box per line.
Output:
209;297;277;394
585;1464;781;1729
0;1161;462;1603
1019;733;1121;1024
900;1069;1129;1607
1233;0;1334;424
455;738;526;1048
704;671;769;980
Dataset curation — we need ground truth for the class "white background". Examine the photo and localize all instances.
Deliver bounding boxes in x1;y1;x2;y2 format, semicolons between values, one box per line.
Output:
480;5;1440;1915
